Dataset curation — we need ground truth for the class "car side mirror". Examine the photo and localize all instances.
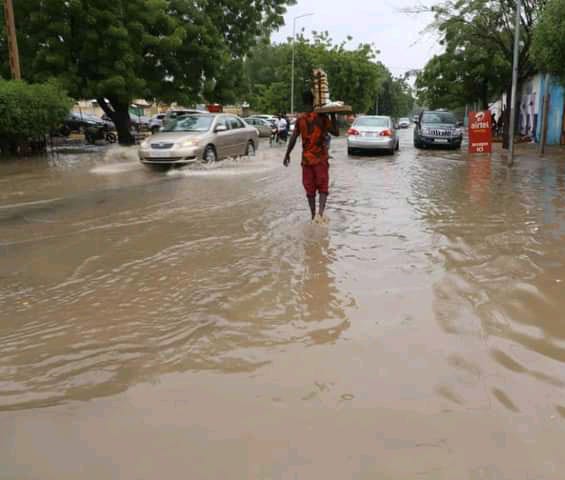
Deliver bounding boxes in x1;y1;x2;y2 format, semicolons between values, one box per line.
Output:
215;125;228;133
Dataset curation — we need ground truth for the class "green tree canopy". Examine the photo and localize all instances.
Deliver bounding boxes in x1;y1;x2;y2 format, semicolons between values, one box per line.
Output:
1;0;295;143
416;0;546;146
240;33;414;116
532;0;565;82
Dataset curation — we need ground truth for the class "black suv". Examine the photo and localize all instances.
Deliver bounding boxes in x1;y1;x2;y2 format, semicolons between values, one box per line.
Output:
414;110;463;149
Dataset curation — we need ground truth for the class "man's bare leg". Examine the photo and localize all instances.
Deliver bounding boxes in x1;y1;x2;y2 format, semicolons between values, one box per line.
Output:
307;196;316;220
319;193;328;218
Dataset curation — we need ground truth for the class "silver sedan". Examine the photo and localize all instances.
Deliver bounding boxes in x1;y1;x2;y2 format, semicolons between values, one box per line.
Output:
244;117;273;137
139;113;259;166
347;115;399;155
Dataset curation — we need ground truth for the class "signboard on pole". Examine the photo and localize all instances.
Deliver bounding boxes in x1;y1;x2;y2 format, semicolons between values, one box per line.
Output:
468;111;492;154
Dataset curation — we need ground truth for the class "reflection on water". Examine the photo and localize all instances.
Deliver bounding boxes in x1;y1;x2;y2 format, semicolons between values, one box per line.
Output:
1;138;565;477
0;143;354;410
412;150;565;414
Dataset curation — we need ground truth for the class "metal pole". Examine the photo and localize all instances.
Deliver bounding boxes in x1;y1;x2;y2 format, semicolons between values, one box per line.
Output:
291;18;296;116
4;0;21;80
539;74;550;156
508;0;522;165
290;13;313;116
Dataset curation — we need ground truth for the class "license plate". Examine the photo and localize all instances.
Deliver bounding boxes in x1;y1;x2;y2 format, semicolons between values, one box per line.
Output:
434;138;449;144
148;150;172;158
362;132;378;137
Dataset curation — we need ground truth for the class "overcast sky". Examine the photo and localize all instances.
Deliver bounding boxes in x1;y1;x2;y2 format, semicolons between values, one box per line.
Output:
272;0;441;78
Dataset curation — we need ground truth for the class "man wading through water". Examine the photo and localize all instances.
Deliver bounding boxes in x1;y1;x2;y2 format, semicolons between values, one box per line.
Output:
283;90;339;224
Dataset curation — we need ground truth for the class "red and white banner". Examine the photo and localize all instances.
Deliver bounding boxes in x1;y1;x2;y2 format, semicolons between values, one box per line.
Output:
468;111;492;154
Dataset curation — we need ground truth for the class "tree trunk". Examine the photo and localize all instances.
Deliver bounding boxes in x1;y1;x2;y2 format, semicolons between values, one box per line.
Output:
97;97;135;146
481;81;489;111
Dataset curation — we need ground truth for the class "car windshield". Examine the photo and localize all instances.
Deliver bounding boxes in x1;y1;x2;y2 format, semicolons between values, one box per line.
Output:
163;116;213;132
355;117;389;127
422;112;456;124
400;118;409;122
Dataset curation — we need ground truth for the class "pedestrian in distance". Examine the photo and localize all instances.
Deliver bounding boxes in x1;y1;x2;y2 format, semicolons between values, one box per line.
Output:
283;90;339;224
491;111;498;136
278;115;288;143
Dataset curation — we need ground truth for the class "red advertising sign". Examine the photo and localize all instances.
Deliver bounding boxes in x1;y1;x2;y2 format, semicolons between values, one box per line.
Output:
468;111;492;154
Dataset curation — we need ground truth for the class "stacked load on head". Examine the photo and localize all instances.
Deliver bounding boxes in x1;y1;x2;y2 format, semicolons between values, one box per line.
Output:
312;68;352;114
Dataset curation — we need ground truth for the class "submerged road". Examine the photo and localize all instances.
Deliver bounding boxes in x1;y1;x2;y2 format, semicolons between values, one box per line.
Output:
1;129;564;478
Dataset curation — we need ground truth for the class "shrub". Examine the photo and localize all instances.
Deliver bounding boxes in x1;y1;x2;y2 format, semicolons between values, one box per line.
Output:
0;80;72;155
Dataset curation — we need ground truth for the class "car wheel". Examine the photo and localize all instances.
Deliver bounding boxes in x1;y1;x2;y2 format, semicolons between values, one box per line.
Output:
414;139;422;149
105;133;117;144
202;145;217;164
348;147;354;156
246;141;256;157
396;140;400;151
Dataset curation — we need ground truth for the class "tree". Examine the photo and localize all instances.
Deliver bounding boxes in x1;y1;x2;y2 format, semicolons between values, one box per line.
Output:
417;0;546;147
241;33;411;115
532;0;565;82
1;0;294;144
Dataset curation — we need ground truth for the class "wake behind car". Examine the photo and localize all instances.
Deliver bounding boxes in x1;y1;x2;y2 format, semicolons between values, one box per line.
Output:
347;115;399;155
414;110;463;149
139;113;258;167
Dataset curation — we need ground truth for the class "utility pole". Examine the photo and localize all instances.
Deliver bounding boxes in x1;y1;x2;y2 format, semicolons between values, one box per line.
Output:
290;13;314;115
539;74;550;156
508;0;522;165
3;0;21;80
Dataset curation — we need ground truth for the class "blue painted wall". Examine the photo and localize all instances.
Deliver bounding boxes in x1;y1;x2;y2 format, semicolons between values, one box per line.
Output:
535;76;564;145
547;81;564;145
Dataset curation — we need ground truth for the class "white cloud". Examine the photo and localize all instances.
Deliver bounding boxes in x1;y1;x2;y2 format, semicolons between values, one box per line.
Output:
272;0;442;77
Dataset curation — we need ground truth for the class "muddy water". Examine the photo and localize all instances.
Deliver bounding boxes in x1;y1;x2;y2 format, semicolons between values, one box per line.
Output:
1;133;564;479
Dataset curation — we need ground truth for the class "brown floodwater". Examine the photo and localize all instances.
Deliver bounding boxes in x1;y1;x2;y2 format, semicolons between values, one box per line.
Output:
1;132;564;479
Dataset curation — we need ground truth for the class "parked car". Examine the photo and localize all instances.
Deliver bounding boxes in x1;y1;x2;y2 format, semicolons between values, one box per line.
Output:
244;117;272;137
130;114;151;131
414;110;463;149
347;115;399;155
60;112;110;136
149;113;167;134
247;115;278;128
139;113;259;167
398;117;411;128
150;109;206;134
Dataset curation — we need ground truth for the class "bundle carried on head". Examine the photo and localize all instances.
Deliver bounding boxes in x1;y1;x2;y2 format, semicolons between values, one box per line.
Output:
312;68;352;114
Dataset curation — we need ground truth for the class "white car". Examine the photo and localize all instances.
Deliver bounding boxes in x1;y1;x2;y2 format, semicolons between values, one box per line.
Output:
398;117;411;128
347;115;399;155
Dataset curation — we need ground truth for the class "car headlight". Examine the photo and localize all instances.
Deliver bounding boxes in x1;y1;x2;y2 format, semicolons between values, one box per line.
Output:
455;128;464;136
422;128;431;136
178;139;199;148
140;139;150;149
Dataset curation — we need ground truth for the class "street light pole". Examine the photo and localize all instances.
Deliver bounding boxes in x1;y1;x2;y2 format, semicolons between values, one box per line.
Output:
3;0;21;80
290;13;314;115
508;0;522;165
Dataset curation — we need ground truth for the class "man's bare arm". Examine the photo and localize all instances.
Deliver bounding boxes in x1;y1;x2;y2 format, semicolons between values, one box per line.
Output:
283;128;300;167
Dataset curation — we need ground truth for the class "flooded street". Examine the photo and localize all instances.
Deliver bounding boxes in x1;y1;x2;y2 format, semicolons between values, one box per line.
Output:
1;130;565;478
